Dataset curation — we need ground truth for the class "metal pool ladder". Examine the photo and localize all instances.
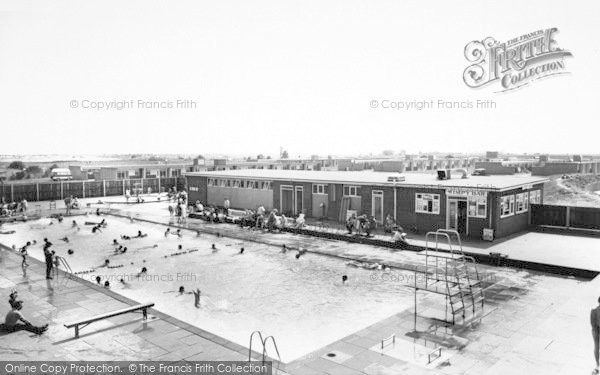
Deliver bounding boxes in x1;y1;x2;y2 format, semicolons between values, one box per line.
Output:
56;256;74;278
248;331;282;366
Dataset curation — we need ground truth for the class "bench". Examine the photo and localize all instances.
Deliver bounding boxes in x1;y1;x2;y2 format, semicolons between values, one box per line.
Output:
64;302;154;337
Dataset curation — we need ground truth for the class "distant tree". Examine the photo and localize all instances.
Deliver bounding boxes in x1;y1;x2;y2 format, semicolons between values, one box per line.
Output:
44;164;60;177
197;155;205;160
25;165;43;177
281;150;289;159
11;171;26;180
8;161;25;170
257;154;265;159
382;150;394;156
266;156;272;159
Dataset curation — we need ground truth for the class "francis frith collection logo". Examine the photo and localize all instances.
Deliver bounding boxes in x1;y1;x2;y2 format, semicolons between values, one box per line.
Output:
463;28;572;92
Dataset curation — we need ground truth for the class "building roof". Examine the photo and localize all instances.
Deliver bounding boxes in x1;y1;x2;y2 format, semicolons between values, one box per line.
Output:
185;170;548;191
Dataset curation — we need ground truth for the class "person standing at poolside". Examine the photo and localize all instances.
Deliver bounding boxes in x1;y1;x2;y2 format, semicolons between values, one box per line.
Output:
64;195;72;216
592;298;600;374
43;239;53;280
223;198;230;216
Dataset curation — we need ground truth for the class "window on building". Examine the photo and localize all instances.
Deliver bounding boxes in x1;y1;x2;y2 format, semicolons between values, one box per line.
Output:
312;184;327;194
233;180;240;188
117;171;127;179
529;190;541;204
343;185;360;197
500;195;515;217
468;195;487;218
160;170;167;177
516;192;529;213
225;179;232;188
415;193;440;214
240;180;246;188
207;178;214;187
246;180;255;189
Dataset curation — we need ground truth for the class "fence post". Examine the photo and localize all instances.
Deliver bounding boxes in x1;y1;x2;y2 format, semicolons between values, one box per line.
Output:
60;181;63;200
158;177;161;193
103;180;106;197
82;181;86;198
141;178;144;194
36;183;40;202
122;179;125;195
565;206;570;228
10;184;14;202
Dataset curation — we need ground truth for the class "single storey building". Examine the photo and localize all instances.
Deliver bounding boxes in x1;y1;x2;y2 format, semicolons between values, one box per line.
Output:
184;170;548;239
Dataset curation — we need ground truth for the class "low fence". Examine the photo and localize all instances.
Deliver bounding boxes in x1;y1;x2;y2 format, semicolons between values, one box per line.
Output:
531;203;600;231
0;177;186;203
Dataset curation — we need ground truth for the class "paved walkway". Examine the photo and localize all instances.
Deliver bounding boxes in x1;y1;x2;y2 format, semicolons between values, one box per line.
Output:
1;197;600;374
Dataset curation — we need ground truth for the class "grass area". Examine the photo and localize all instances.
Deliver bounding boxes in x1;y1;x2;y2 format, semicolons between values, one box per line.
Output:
544;174;600;207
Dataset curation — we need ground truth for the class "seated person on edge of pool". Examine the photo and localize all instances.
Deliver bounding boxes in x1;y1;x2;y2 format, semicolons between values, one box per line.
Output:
92;225;102;233
3;299;48;335
164;228;171;237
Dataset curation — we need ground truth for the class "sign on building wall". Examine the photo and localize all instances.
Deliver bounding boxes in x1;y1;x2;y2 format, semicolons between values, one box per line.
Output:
446;187;488;197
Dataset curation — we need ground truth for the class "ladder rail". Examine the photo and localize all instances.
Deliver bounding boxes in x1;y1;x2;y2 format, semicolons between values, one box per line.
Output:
262;335;282;364
57;256;74;276
248;330;264;362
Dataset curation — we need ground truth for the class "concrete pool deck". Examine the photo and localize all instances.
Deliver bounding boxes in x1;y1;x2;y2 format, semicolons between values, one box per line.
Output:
2;197;600;374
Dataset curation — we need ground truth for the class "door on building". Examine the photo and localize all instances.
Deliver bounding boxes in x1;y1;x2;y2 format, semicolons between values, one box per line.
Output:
448;198;468;235
372;190;384;223
294;186;304;215
281;186;293;215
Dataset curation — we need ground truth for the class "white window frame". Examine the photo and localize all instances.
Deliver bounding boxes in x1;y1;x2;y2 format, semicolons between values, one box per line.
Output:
313;184;327;195
343;185;360;197
516;192;529;214
415;193;440;214
468;195;487;218
500;195;515;218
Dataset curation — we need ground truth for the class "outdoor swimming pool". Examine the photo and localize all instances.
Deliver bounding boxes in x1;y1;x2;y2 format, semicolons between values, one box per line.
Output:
0;216;424;362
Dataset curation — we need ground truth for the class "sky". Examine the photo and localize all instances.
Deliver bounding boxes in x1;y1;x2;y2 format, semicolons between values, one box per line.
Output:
0;0;598;157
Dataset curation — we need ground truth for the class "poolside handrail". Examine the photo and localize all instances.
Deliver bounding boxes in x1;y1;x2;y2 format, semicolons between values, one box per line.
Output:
262;335;282;364
248;330;264;362
57;256;74;277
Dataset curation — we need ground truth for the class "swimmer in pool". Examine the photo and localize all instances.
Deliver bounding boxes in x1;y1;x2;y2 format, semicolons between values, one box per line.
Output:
121;247;127;254
239;247;244;254
211;244;218;253
95;276;101;284
280;244;287;254
196;231;201;237
342;275;348;285
60;236;69;243
176;229;182;238
113;239;120;246
136;267;148;278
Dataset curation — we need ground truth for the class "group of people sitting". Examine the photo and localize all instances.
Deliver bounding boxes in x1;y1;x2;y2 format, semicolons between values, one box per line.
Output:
345;213;378;237
189;199;409;245
0;198;28;217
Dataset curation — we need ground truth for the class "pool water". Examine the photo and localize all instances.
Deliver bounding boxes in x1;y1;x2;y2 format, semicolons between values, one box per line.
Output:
1;216;421;362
